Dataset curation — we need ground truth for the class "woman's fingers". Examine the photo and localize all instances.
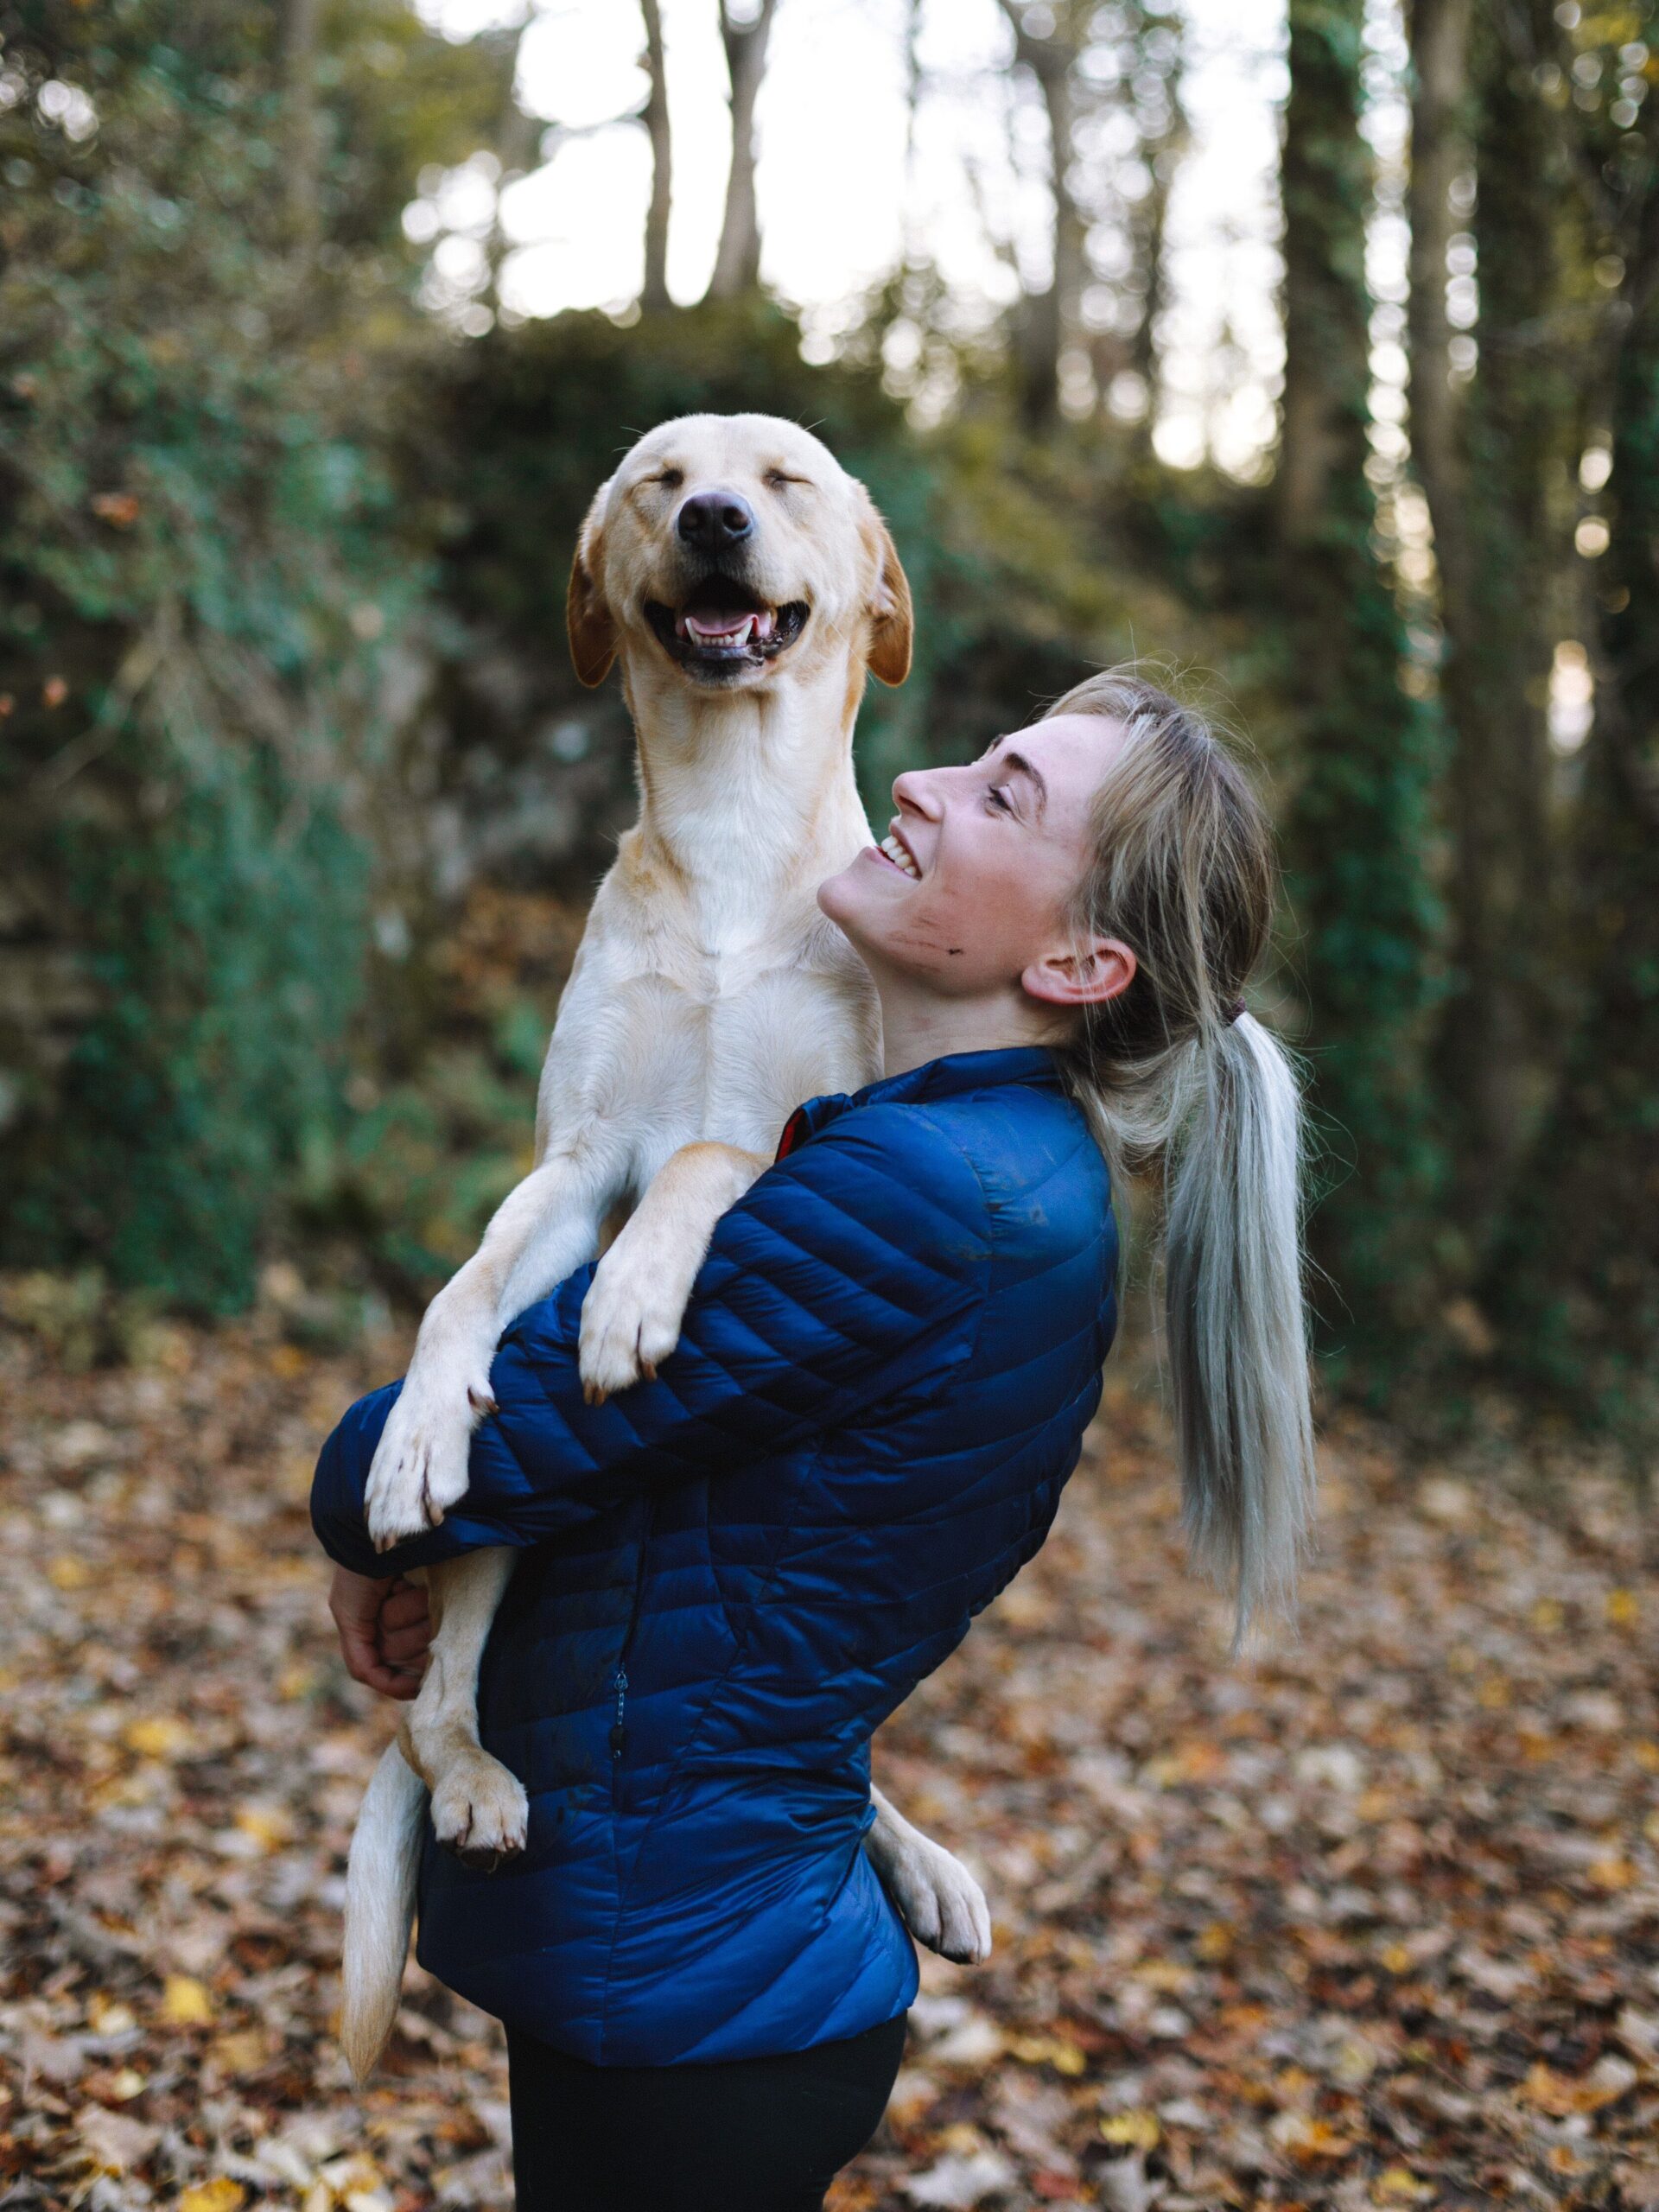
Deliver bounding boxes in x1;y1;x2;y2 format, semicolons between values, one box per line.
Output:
329;1567;429;1698
378;1578;434;1671
379;1580;432;1631
379;1620;432;1668
329;1566;387;1683
334;1610;385;1688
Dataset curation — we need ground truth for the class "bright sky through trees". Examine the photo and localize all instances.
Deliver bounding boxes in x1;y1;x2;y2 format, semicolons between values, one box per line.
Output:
412;0;1288;475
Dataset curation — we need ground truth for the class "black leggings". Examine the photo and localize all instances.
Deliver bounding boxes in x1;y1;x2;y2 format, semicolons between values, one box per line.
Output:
505;2012;908;2212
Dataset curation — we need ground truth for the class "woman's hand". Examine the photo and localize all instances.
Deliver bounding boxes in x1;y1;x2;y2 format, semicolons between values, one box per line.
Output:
329;1567;433;1700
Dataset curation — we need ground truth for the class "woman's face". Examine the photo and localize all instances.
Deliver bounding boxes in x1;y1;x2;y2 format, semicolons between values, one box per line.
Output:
819;712;1135;1014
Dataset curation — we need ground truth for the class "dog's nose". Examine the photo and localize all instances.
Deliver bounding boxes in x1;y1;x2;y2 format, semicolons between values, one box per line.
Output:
677;491;755;552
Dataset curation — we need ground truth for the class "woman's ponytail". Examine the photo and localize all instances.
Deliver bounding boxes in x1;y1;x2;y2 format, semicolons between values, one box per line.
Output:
1046;669;1315;1651
1166;1012;1314;1651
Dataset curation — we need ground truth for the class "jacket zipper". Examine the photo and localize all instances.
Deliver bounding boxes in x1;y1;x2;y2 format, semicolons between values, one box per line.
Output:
610;1498;656;1769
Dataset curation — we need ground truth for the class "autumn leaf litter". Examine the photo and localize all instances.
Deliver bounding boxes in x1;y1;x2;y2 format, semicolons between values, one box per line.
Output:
3;1317;1658;2210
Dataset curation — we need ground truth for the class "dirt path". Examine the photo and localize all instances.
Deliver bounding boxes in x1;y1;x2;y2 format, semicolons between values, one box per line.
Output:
3;1320;1656;2210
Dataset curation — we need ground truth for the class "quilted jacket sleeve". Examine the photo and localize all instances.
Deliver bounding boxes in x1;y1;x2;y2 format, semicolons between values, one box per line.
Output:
312;1105;993;1576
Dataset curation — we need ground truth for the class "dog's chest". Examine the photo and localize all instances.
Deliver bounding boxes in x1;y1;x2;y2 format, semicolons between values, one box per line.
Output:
597;948;876;1158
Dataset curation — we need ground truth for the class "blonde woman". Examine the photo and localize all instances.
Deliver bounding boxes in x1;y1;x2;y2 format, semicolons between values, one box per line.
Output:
315;671;1315;2212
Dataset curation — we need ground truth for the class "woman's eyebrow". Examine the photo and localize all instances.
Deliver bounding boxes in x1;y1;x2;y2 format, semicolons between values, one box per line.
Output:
995;746;1047;817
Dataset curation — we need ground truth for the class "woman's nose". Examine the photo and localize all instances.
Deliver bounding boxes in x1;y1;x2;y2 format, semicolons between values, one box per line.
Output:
892;768;942;817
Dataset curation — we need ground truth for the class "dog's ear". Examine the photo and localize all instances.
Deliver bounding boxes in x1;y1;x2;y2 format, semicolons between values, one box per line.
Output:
859;497;913;688
567;480;619;688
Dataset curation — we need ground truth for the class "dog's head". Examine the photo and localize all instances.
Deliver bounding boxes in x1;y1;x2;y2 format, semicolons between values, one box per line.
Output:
566;414;912;696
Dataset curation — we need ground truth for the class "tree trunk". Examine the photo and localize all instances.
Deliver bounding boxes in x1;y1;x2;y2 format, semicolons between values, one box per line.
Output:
901;0;924;264
1487;117;1659;1451
1412;0;1561;1253
1405;0;1473;609
1128;9;1185;427
1128;168;1169;398
1025;57;1082;429
281;0;321;248
1280;0;1447;1387
640;0;672;313
997;1;1085;430
708;0;778;302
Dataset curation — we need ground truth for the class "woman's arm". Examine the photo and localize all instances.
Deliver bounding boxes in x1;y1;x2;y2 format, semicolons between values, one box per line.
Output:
313;1107;991;1578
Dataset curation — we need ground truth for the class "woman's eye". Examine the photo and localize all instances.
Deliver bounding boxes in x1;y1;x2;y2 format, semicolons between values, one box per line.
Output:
986;785;1013;814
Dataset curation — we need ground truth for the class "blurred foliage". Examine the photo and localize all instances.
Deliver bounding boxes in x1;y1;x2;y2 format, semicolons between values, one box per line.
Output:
1;0;1655;1449
308;892;583;1299
0;0;506;1307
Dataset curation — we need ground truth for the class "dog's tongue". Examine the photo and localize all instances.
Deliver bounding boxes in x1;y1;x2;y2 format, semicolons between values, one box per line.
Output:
679;605;778;645
684;610;753;641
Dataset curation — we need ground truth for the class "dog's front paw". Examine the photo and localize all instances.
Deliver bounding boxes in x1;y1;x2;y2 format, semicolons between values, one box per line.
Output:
577;1235;690;1403
875;1830;993;1966
429;1749;530;1872
364;1361;493;1550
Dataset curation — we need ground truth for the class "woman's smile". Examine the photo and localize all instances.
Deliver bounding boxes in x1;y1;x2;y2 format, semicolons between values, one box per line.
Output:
874;826;921;878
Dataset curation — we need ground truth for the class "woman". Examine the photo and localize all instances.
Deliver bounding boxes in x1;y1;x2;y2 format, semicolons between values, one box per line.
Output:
313;671;1314;2212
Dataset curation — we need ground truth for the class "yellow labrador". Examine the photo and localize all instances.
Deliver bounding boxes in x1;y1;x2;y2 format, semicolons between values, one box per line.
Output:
340;415;991;2082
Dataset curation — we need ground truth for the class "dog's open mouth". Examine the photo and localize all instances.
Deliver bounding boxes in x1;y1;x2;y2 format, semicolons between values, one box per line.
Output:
645;577;810;677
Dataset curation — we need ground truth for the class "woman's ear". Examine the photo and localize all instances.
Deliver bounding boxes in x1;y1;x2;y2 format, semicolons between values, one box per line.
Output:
858;495;913;687
567;479;618;688
1021;937;1137;1009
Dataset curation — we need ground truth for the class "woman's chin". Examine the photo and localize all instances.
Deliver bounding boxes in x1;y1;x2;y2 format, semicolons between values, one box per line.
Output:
817;856;867;927
820;849;912;963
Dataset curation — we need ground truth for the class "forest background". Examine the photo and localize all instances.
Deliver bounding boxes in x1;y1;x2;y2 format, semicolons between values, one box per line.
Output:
8;6;1659;2209
3;0;1658;1454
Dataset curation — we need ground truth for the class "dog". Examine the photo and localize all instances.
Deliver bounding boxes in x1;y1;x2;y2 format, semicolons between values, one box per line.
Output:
340;414;992;2082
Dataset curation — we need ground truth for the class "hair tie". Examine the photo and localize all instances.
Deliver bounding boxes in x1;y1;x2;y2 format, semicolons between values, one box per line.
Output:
1225;997;1247;1026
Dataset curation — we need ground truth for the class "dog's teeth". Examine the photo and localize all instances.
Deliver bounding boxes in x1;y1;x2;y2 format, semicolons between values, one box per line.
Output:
754;608;776;639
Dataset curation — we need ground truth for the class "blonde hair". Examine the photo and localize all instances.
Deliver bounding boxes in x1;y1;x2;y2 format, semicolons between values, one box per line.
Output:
1046;668;1314;1650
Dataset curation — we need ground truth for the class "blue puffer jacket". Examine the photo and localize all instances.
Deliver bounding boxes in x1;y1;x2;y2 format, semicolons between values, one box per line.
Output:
313;1046;1117;2065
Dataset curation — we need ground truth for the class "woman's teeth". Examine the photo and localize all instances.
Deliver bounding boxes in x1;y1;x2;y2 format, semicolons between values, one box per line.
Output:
879;833;920;880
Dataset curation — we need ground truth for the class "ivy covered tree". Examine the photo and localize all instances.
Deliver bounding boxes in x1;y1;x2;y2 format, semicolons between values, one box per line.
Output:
1408;0;1572;1255
1489;58;1659;1451
0;2;512;1308
1278;0;1447;1388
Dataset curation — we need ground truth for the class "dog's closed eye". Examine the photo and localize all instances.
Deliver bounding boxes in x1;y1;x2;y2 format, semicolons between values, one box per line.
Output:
764;469;810;493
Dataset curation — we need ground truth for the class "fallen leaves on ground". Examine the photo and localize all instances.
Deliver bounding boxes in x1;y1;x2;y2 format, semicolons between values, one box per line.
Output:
3;1314;1658;2209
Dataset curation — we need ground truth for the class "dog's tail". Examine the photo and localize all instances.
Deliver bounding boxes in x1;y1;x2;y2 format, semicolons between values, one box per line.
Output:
341;1743;426;2084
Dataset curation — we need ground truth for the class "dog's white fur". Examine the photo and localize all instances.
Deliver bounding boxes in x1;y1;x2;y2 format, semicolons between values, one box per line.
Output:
340;416;990;2084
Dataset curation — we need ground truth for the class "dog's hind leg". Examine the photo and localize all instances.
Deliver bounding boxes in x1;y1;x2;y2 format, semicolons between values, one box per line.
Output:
401;1549;528;1869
